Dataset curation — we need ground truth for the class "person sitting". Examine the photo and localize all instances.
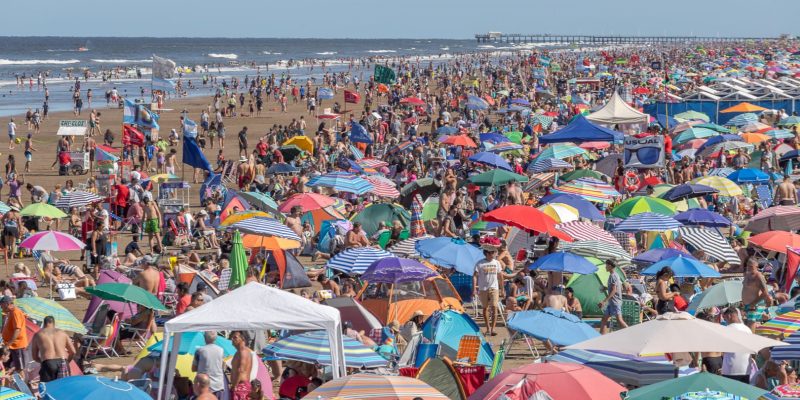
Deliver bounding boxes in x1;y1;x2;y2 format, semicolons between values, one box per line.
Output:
42;262;94;297
195;210;219;249
117;307;156;354
15;281;35;298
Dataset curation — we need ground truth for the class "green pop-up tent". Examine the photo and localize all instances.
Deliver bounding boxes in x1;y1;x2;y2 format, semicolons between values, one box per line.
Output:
566;258;626;317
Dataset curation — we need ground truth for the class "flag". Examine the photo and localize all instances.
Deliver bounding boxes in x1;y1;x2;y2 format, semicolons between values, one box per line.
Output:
317;87;334;100
152;54;177;92
183;117;198;139
344;90;360;104
123;98;137;124
349;123;372;144
374;64;396;85
183;136;212;172
122;124;145;147
152;77;176;92
786;247;800;293
137;105;160;130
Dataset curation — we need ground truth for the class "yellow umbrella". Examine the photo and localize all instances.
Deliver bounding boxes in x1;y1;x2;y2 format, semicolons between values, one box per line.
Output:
537;203;580;223
283;136;313;153
690;176;743;196
135;334;196;379
241;234;301;250
218;210;273;227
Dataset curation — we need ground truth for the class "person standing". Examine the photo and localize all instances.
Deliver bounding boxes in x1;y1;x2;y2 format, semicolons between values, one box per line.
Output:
7;118;16;150
0;296;28;379
230;331;254;400
238;127;248;158
742;257;773;327
598;260;627;334
142;197;162;251
31;315;76;382
192;331;226;399
473;245;503;336
721;307;754;383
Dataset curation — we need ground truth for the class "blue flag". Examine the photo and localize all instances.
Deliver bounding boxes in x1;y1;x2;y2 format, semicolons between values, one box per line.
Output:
349;123;372;144
123;98;137;124
183;136;212;171
183;117;198;139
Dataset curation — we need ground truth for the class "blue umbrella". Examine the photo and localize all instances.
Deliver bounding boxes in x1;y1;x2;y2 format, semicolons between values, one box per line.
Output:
437;125;459;135
148;331;236;356
468;152;512;171
415;237;484;275
771;329;800;361
306;172;374;195
661;184;718;201
346;159;365;174
527;157;573;173
479;132;509;144
540;193;605;221
267;163;299;174
466;95;489;110
632;248;697;267
724;112;759;126
641;255;721;278
39;376;150;400
528;251;598;274
361;257;438;284
727;168;771;184
614;212;683;232
511;98;530;106
507;308;599;346
327;247;393;275
707;167;736;177
674;209;732;228
263;330;387;368
782;149;800;162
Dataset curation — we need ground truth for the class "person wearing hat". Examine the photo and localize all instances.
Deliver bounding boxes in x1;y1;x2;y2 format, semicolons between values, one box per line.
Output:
400;310;425;343
473;245;503;336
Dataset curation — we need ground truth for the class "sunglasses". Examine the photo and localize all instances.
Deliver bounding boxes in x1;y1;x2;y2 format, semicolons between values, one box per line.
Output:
625;146;661;165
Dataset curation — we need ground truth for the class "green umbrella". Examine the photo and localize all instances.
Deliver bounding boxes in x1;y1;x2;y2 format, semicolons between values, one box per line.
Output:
695;123;731;133
351;203;411;236
674;110;710;122
15;297;87;334
468;170;528;186
559;169;609;182
610;196;677;218
504;131;524;144
20;203;67;218
687;279;743;313
622;372;766;400
239;191;280;214
228;230;248;290
85;283;168;312
421;197;439;221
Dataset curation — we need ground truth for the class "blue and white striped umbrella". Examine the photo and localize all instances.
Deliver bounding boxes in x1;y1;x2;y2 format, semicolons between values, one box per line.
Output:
0;201;10;214
724;112;759;127
306;172;373;195
707;167;735;177
55;190;104;209
528;157;573;173
614;212;683;232
228;217;301;241
263;330;388;368
327;247;393;275
771;329;800;361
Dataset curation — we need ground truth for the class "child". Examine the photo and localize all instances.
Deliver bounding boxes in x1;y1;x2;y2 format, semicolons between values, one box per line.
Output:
23;134;35;172
0;346;12;386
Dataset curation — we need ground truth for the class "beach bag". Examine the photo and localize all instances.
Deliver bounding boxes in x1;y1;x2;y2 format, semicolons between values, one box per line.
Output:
57;282;76;300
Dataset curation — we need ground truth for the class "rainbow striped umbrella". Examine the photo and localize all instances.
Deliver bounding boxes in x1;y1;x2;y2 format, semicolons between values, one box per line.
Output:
15;297;87;334
756;310;800;338
306;172;374;195
0;388;32;400
263;331;387;368
307;374;448;400
552;178;621;204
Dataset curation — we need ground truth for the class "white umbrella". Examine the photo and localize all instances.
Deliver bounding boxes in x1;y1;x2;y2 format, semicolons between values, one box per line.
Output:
567;312;786;355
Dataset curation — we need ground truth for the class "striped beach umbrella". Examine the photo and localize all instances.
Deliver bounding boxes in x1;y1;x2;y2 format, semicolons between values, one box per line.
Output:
706;168;735;177
307;374;448;400
19;231;85;251
536;143;587;160
766;129;795;140
263;331;387;368
724;112;759;126
358;158;388;169
528;157;573;173
55;190;104;209
15;297;87;334
364;176;400;199
560;240;632;266
485;142;523;153
326;247;393;275
771;384;800;398
677;227;740;265
547;349;687;387
218;210;273;227
614;212;683;233
770;330;800;361
746;206;800;233
674;127;718;144
523;172;557;191
306;172;374;195
689;176;743;197
556;221;619;245
387;235;433;257
538;203;580;224
756;310;800;338
228;217;301;241
611;196;677;218
552;178;621;204
0;387;33;400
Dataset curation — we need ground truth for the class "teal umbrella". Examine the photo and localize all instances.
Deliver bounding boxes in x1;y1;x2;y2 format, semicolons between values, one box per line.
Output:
536;143;587;160
239;191;280;214
351;203;411;236
229;230;248;290
468;169;528;186
674;127;718;144
687;279;743;313
148;331;236;356
85;283;168;312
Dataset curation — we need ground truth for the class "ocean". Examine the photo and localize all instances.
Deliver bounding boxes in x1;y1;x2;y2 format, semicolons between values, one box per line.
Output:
0;37;557;118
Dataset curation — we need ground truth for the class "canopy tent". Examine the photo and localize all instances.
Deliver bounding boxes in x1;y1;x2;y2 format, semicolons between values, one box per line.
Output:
586;91;650;125
158;282;346;399
539;114;624;144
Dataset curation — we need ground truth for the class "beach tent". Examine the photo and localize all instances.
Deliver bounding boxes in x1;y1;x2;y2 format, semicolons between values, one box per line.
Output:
357;276;463;324
323;297;382;333
262;249;312;289
158;282;346;399
586;91;649;125
567;262;626;317
219;191;251;222
416;357;468;400
83;270;136;323
539;115;624;144
421;310;495;367
199;173;224;204
301;206;345;235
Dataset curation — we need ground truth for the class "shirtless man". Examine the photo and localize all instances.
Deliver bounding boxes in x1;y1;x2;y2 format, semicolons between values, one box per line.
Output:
544;285;568;311
142;197;162;251
742;257;773;327
507;181;523;205
344;222;369;248
230;331;253;400
31;316;76;383
193;374;217;400
285;206;303;238
775;175;798;206
134;257;160;295
165;149;177;175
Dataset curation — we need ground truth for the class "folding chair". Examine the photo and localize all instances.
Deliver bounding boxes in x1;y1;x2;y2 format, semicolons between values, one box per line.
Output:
84;303;110;336
455;335;481;364
11;373;32;397
620;299;643;327
128;378;152;394
83;314;120;359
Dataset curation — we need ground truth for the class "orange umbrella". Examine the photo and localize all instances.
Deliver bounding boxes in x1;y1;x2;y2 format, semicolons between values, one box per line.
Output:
720;102;768;113
241;234;300;250
740;132;770;144
749;231;800;253
441;135;477;148
377;84;389;93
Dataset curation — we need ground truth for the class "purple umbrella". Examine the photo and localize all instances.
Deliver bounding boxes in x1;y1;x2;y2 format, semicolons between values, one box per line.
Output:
674;209;732;228
632;248;697;267
361;257;438;284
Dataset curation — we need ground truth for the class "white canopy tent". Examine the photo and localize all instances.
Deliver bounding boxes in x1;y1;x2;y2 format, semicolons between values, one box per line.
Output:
157;282;346;399
586;91;649;125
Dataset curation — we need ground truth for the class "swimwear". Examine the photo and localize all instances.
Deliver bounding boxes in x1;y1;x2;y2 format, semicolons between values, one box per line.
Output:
40;358;68;382
232;381;251;400
144;218;160;234
744;301;767;323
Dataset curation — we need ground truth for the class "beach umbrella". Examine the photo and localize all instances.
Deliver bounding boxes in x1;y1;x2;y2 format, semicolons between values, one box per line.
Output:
240;234;300;250
228;217;301;241
579;141;611;150
441;135;477;148
771;384;800;399
528;251;598;274
675;110;710;122
540;193;605;221
351;203;410;236
547;349;684;387
781;116;800;126
504;131;524;144
621;372;767;400
278;193;335;213
400;97;425;105
85;283;168;312
148;173;180;183
721;102;767;113
483;205;569;240
727;168;771;184
749;231;800;253
528;157;573;173
361;257;437;284
54;190;104;209
698;141;754;158
238;191;279;213
388;234;433;257
746;206;800;233
559;169;609;182
661;184;718;201
357;158;388;170
771;330;800;361
399;177;441;203
739;122;772;133
485;142;523;153
39;376;151;400
479;132;509;144
283;135;313;153
556;221;618;245
306;172;373;195
415;237;484;275
725;113;760;126
536;143;587;160
218;210;273;228
388;141;415;155
19;203;67;218
677;226;741;265
755;310;800;338
552;178;621;204
674;209;732;227
741;132;771;143
641;255;721;278
363;176;400;199
507;308;599;346
567;312;785;355
695;134;745;155
267;163;299;175
326;247;393;275
632;248;696;267
695;123;732;133
0;387;32;400
560;240;632;266
674;127;718;144
611;196;677;218
689;176;743;196
264;331;387;369
537;203;580;223
18;231;84;251
468;152;512;171
15;297;86;334
468;169;528;186
308;374;448;400
614;212;683;233
687;279;743;312
766;129;795;140
227;230;248;290
148;331;235;356
436;125;459;135
279;144;303;161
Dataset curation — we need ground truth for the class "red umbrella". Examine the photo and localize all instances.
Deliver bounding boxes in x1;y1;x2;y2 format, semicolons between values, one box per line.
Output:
749;231;800;253
400;97;425;106
402;116;417;124
467;362;625;400
483;205;572;241
441;135;478;148
638;176;663;190
483;95;496;106
632;87;651;95
278;193;336;213
579;141;611;150
680;139;708;150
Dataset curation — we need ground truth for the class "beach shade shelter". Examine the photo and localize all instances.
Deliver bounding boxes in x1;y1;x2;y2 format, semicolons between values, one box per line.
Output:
614;212;683;233
551;178;621;204
415;237;485;274
388;234;433;258
508;308;599;346
566;261;626;317
585;91;650;125
356;274;463;325
54;190;104;209
364;176;400;199
633;248;696;267
675;110;711;122
416;358;468;400
259;248;312;289
728;168;771;184
567;312;785;355
422;309;495;367
746;206;800;233
468;169;528;186
539;114;624;144
687;279;743;313
0;388;32;400
622;372;767;400
611;196;677;218
308;374;448;400
158;282;347;399
537;203;580;224
541;193;605;221
306;172;373;195
468;152;512;171
467;362;625;400
547;349;683;387
556;221;618;245
238;191;280;214
725;112;760;127
528;251;598;274
219;191;251;222
641;255;722;278
689;176;743;196
721;102;768;113
662;184;719;201
770;330;800;361
351;203;411;236
482;205;570;241
528;157;573;173
441;135;478;148
19;203;67;218
15;297;86;334
18;231;84;251
674;209;732;228
560;240;632;266
39;376;152;400
559;169;609;183
228;217;301;241
749;231;800;253
323;297;382;333
361;257;438;284
278;192;335;213
264;330;387;369
755;310;800;338
327;247;393;275
677;226;741;265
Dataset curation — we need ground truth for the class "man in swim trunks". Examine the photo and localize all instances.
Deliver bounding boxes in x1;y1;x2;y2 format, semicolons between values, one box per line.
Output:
143;197;162;252
31;316;75;382
742;257;773;327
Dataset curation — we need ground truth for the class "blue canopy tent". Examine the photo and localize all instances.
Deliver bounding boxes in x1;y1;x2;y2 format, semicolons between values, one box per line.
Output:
539;115;624;144
421;310;494;366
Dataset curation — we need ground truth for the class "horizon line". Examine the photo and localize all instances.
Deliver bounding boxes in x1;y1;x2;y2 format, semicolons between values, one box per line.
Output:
0;35;473;40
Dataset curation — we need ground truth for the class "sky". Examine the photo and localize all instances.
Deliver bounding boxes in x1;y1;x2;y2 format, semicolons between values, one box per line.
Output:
2;0;798;39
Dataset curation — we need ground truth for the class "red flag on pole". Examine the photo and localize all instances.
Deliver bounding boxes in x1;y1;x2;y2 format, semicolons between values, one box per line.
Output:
786;247;800;293
122;124;145;147
344;90;361;104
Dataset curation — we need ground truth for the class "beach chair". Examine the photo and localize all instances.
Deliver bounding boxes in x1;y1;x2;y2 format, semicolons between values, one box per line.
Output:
619;299;643;327
490;340;506;379
455;335;481;364
128;378;152;395
755;185;773;209
11;373;32;397
84;303;110;336
83;314;120;359
220;161;239;186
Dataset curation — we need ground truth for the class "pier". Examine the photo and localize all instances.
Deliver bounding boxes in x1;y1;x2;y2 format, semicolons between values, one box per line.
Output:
474;33;780;45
